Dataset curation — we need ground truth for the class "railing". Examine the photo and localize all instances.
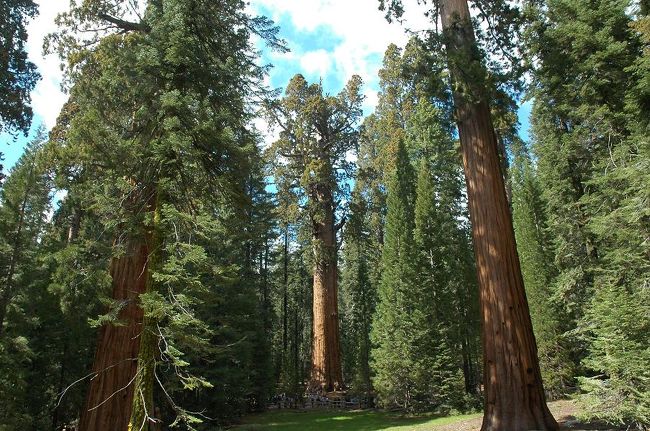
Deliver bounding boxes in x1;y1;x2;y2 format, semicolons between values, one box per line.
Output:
268;393;370;410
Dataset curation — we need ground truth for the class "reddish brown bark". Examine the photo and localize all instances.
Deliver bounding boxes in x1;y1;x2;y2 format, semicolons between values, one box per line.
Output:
78;238;149;431
309;183;343;393
440;1;558;430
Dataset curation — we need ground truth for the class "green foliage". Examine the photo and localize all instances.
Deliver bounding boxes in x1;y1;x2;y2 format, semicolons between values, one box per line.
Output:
3;0;649;428
0;0;40;136
0;131;52;334
364;41;480;412
370;139;421;410
340;184;375;394
510;141;573;396
410;101;476;410
266;73;363;232
38;0;284;427
526;0;650;425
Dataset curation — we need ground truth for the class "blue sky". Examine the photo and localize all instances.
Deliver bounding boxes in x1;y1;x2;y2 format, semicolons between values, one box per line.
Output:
1;0;532;175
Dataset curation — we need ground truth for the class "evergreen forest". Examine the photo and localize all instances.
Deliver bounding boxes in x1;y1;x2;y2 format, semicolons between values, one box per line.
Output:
0;0;648;430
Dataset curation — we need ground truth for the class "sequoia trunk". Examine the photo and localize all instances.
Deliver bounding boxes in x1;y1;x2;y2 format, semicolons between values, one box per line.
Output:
440;1;558;430
309;183;343;392
78;238;150;431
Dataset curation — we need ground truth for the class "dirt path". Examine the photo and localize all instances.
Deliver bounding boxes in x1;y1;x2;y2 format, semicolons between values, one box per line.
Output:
434;400;624;431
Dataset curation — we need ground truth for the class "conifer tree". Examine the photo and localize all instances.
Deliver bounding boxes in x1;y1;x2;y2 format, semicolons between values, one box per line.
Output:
0;0;39;136
379;1;557;428
409;99;477;406
48;1;283;428
0;132;53;428
526;1;650;423
370;139;419;409
412;157;465;411
267;74;363;392
510;140;571;396
340;184;374;394
0;130;51;335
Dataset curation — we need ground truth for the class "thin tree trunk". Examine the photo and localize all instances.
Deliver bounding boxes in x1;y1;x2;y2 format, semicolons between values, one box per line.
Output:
309;184;343;392
497;136;513;207
78;238;150;431
440;1;558;430
292;292;300;392
283;227;289;359
52;340;69;429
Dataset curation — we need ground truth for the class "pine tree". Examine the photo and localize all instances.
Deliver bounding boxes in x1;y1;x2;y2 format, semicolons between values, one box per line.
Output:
0;130;51;335
370;139;419;409
412;157;465;411
526;0;650;424
361;41;481;407
409;98;477;408
0;131;54;428
340;184;374;395
510;140;572;396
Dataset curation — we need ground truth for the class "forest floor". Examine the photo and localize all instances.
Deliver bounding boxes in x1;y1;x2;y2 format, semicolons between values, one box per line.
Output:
233;399;626;431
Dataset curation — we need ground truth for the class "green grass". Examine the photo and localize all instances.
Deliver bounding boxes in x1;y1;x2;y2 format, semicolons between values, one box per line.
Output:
233;409;482;431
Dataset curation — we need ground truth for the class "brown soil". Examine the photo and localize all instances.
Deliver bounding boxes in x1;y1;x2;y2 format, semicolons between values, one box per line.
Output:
434;400;626;431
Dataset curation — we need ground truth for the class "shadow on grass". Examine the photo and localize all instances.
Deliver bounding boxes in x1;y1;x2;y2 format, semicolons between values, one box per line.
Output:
233;409;481;431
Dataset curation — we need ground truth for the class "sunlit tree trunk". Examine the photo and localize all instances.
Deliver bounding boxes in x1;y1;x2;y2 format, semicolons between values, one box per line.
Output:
440;1;558;429
309;179;343;392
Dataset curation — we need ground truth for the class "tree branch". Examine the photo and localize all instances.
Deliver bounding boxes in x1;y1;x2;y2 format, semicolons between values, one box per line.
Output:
335;216;346;233
97;13;150;33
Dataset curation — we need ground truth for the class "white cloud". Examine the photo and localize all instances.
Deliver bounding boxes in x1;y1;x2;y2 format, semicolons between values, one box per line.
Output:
300;49;333;78
27;0;70;130
363;88;379;113
253;0;431;109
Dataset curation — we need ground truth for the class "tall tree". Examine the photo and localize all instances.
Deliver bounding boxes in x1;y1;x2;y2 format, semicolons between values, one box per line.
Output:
0;132;53;428
526;0;650;424
0;0;39;136
412;156;466;411
340;183;374;394
49;1;282;428
379;0;557;428
0;130;51;335
409;98;478;405
510;140;572;396
267;74;363;392
370;139;419;409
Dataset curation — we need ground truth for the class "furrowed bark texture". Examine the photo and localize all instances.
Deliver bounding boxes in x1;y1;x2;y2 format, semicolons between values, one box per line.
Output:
440;1;558;430
310;183;343;392
78;238;149;431
128;197;160;431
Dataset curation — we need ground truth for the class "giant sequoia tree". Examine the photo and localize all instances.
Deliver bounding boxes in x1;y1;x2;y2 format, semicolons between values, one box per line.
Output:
267;74;363;392
379;0;557;429
49;0;281;429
